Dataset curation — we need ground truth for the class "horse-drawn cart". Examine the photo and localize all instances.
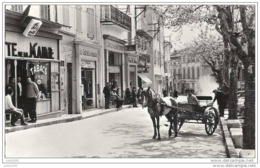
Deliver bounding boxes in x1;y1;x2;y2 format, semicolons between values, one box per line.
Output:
164;96;219;135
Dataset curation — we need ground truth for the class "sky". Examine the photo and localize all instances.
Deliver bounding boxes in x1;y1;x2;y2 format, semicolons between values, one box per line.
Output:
164;23;219;51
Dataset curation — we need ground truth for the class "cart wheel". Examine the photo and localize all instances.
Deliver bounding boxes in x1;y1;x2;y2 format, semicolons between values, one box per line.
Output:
205;107;218;135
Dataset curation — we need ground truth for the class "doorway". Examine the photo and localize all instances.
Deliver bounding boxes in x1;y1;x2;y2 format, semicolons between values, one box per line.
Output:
67;63;72;114
81;68;95;110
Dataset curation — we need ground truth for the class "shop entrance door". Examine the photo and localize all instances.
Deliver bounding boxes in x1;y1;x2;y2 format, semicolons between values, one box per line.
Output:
67;63;72;114
81;68;95;110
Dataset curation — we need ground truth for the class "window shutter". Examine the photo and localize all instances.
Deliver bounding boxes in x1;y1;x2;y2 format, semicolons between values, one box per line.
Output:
87;8;95;40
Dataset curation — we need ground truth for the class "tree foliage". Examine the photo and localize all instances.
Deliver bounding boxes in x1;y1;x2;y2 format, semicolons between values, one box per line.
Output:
151;4;256;149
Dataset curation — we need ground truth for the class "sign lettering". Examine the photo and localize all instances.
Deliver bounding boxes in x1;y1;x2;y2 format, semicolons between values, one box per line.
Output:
5;42;54;59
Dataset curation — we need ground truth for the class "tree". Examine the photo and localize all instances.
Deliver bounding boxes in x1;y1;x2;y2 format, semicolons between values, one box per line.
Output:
152;4;255;149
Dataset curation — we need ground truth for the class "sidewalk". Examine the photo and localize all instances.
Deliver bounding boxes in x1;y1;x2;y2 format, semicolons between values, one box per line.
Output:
5;105;132;134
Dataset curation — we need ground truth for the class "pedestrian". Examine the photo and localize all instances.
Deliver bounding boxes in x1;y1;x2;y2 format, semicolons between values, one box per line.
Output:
173;89;178;99
137;87;143;104
221;82;230;95
186;89;199;105
212;89;227;117
132;87;137;107
17;77;23;107
25;77;39;123
103;82;111;109
124;88;131;105
5;87;27;126
6;77;16;105
163;89;167;97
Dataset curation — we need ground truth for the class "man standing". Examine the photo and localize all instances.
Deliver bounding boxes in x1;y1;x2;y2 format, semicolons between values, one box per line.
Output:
132;87;137;107
212;89;227;117
163;89;168;97
173;89;178;99
25;77;39;123
17;77;23;108
103;82;111;109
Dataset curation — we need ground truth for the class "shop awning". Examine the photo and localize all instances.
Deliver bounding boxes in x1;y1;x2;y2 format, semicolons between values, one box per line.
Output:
138;74;152;85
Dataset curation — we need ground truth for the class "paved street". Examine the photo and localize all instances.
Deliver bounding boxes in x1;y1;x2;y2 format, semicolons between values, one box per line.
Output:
5;106;226;158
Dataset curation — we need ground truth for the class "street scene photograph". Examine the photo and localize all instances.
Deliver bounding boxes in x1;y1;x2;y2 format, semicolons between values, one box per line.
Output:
1;1;258;168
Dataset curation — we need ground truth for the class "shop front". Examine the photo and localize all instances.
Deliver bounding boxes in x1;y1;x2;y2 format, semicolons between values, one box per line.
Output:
104;35;126;97
5;31;61;117
73;42;99;113
137;54;152;89
125;53;138;90
80;60;96;110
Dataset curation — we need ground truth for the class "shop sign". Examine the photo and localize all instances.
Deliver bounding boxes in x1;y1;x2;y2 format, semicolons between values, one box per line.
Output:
5;42;54;59
108;66;120;73
79;47;98;57
128;56;138;64
106;40;124;52
23;19;42;37
81;61;95;68
30;64;48;75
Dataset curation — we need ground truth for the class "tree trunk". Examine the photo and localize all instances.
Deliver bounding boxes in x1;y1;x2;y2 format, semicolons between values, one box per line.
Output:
228;71;238;119
242;63;255;149
223;39;230;83
228;53;238;119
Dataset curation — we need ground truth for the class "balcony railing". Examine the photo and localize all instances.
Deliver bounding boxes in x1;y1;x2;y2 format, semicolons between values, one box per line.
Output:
101;5;131;31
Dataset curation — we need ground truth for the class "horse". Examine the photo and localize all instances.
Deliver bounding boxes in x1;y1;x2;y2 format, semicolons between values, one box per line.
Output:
141;87;178;140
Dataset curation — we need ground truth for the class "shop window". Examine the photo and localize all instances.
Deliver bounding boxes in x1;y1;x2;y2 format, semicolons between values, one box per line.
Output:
40;5;50;20
28;61;51;99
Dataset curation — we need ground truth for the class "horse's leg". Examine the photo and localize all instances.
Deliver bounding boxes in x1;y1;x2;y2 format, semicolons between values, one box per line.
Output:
173;111;178;137
165;113;172;137
150;116;157;139
156;116;161;140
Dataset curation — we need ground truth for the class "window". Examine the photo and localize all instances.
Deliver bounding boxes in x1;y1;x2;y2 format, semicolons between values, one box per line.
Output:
197;67;200;78
192;67;195;79
178;68;181;79
183;68;186;79
28;61;51;99
11;5;23;13
87;8;95;40
76;6;82;33
40;5;50;20
188;67;190;79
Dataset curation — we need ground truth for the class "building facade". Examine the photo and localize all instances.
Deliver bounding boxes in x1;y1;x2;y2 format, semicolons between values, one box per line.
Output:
4;4;174;119
170;49;212;94
5;5;63;119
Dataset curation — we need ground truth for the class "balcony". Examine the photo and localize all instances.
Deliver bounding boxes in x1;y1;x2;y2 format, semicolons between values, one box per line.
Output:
101;5;131;31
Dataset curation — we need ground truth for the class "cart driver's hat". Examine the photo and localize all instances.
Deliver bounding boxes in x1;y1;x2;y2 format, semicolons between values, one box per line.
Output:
213;89;218;93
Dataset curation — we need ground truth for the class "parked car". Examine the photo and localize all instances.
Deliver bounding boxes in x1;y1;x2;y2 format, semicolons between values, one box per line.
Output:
237;91;245;116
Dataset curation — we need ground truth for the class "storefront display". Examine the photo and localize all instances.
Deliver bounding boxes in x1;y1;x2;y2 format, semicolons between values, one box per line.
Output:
5;31;60;115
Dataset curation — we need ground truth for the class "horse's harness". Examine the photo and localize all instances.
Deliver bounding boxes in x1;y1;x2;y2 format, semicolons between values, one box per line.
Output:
145;90;177;116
